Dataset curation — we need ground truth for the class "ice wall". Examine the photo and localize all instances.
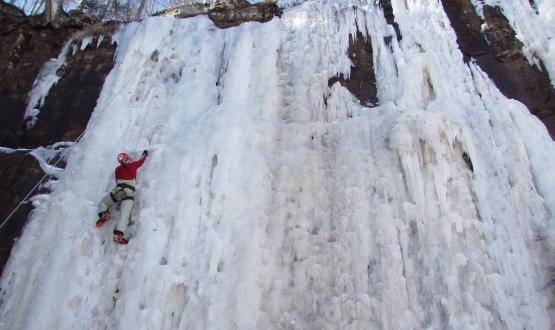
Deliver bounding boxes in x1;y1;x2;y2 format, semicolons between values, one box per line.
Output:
1;0;555;329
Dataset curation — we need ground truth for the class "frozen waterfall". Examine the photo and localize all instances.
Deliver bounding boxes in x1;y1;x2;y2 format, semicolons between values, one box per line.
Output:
1;0;555;329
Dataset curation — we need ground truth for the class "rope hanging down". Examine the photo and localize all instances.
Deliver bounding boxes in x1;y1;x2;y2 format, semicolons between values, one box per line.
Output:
0;64;145;232
134;84;158;151
0;155;66;230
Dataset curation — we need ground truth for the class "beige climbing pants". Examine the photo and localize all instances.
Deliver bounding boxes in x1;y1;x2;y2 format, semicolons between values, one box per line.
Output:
98;179;136;233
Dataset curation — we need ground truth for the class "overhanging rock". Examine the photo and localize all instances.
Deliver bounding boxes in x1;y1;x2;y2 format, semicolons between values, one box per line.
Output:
155;1;282;29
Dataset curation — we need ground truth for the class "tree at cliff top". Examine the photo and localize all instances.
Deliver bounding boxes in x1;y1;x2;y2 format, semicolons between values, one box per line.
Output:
11;0;156;21
9;0;264;22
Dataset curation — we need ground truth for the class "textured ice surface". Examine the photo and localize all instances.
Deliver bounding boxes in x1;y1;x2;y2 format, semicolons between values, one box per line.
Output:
2;1;555;329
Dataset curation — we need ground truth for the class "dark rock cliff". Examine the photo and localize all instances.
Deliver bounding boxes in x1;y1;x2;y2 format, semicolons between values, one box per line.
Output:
328;32;378;108
441;0;555;137
156;0;282;28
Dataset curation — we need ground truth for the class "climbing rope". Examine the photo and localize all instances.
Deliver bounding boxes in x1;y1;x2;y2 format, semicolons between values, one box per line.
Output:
0;155;66;231
134;84;158;151
0;61;146;232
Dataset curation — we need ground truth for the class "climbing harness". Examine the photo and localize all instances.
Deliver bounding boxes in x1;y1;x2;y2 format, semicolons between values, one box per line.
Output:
115;183;136;201
110;184;135;203
116;183;136;191
109;191;118;203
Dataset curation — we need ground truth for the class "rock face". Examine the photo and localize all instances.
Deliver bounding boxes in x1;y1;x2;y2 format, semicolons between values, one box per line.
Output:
327;1;405;108
441;0;555;137
379;0;401;41
19;32;117;148
208;1;281;28
0;3;117;274
0;5;116;148
156;1;282;29
329;32;378;107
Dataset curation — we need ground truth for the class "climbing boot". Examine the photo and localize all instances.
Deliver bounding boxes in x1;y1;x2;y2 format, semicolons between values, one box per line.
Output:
96;211;112;228
113;230;128;245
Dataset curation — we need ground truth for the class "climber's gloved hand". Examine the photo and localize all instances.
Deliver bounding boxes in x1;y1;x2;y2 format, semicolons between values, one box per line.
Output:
142;149;149;157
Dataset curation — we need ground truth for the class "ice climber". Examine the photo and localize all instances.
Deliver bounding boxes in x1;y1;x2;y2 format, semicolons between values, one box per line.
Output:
96;150;148;244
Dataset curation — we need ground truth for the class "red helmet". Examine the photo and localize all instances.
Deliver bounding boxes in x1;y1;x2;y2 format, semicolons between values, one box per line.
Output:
117;152;130;164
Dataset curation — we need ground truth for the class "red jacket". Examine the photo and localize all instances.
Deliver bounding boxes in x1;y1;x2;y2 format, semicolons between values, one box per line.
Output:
115;156;147;180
